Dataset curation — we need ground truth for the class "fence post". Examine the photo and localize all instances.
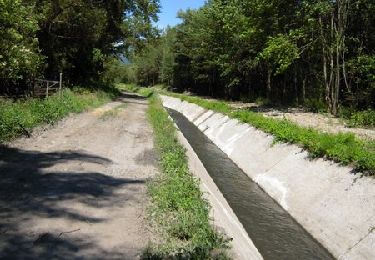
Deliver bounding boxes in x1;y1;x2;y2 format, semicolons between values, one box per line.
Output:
46;82;49;98
59;73;63;97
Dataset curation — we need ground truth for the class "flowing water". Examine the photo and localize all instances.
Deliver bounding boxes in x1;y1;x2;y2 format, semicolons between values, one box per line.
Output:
168;108;334;260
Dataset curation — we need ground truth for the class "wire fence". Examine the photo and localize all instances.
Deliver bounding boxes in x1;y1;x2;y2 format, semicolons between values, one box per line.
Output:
0;73;63;98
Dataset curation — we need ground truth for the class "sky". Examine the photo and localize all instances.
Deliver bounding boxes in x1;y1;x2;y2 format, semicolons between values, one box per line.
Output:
156;0;206;29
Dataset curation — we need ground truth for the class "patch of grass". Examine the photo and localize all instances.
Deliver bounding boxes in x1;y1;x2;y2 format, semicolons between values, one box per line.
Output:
99;104;126;120
348;110;375;128
339;107;375;128
162;91;375;176
100;109;119;120
117;83;139;92
144;94;228;259
0;88;118;142
117;83;154;98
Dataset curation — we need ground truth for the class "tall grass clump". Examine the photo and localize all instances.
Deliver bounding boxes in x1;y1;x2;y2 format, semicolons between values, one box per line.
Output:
348;110;375;128
144;94;228;259
162;91;375;175
0;88;117;142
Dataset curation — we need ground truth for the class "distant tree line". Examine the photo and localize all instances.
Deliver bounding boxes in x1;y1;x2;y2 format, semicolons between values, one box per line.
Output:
129;0;374;115
0;0;160;93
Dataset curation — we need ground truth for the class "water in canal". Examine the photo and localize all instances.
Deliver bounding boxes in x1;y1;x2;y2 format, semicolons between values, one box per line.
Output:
167;108;334;260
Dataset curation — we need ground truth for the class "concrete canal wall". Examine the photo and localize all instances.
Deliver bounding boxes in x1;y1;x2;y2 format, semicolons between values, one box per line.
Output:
161;95;375;260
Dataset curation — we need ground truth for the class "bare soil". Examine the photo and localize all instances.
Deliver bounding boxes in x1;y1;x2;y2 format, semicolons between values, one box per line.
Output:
0;93;158;259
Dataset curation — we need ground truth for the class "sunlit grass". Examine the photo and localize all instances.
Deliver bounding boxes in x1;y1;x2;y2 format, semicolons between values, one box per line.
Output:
144;94;229;258
162;91;375;176
0;88;118;142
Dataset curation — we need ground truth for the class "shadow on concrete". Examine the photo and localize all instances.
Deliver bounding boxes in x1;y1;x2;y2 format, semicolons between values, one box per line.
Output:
0;145;144;259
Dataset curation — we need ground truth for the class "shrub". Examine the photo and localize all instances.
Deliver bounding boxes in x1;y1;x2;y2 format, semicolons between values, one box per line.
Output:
304;98;327;113
0;88;115;142
348;110;375;128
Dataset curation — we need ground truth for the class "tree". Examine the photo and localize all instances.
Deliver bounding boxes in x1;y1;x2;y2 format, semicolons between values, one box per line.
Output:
0;0;43;79
31;0;160;84
128;0;374;113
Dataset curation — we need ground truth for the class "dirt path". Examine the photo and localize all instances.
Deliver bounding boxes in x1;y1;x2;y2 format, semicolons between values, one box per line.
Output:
0;93;158;259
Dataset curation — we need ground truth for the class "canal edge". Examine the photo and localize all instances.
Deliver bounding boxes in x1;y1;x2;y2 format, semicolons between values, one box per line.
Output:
169;114;263;260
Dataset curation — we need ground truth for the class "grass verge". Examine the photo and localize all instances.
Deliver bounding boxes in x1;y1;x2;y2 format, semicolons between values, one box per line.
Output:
0;87;119;142
143;93;228;259
161;91;375;176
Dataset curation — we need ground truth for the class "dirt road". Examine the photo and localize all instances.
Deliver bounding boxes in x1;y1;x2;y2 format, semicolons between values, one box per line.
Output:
0;93;158;259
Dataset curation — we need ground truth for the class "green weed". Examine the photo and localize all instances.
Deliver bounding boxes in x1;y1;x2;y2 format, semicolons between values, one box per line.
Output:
348;110;375;128
0;88;117;142
144;94;229;258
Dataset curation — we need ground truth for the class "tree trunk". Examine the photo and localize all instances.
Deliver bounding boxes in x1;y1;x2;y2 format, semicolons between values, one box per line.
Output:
267;66;272;101
319;16;332;113
302;77;306;103
294;66;299;105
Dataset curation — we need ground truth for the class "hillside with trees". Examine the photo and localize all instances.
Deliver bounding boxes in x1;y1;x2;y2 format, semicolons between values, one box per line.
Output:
129;0;374;118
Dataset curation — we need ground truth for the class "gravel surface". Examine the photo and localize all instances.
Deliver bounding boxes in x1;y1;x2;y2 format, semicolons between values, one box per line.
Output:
0;93;158;259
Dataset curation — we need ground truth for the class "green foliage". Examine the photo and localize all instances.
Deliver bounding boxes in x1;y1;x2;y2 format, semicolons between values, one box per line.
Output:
127;27;176;87
128;0;375;112
347;54;375;108
101;58;129;85
164;91;375;175
144;95;228;258
0;0;160;88
0;0;43;79
259;34;300;75
0;88;116;142
304;99;327;113
348;110;375;128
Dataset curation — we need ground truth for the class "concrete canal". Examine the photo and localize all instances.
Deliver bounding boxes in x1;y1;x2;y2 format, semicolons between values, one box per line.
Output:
168;108;334;260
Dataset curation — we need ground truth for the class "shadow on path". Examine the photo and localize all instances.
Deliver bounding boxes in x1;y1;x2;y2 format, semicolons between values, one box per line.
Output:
0;145;143;259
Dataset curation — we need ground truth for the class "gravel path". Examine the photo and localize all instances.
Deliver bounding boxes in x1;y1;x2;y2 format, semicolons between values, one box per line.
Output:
0;93;158;259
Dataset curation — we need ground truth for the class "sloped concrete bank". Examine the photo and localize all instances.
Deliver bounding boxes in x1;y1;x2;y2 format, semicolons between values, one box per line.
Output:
161;95;375;260
172;117;263;260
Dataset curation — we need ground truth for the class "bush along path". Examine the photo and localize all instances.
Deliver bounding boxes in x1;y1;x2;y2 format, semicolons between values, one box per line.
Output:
161;91;375;176
0;87;119;143
143;93;228;259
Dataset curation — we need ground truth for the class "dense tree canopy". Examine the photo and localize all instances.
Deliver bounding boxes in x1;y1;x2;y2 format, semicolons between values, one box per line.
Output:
130;0;374;114
0;0;43;79
0;0;160;88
